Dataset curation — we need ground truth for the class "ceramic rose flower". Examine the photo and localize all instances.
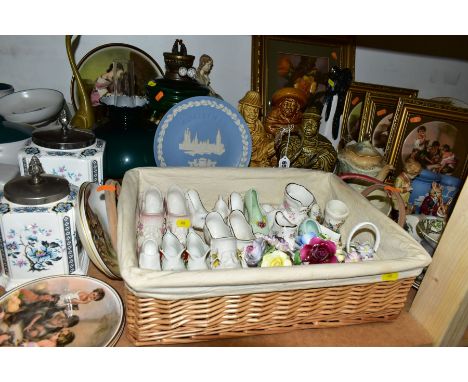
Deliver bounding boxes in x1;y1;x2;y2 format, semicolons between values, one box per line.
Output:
261;250;292;267
243;238;266;267
300;237;337;264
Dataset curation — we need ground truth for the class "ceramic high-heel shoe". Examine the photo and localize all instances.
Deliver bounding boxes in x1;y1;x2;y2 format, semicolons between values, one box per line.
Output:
282;183;321;224
166;184;190;245
228;210;255;251
138;239;161;270
186;229;209;271
136;186;165;249
185;189;208;230
213;195;230;221
271;210;298;249
203;211;240;269
228;192;244;212
160;229;186;271
243;188;269;236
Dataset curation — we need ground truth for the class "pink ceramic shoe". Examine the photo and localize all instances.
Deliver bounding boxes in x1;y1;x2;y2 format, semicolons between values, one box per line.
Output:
166;184;190;245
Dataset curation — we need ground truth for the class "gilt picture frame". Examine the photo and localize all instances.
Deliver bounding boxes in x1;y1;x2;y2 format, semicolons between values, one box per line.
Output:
386;97;468;181
340;82;418;146
251;35;355;115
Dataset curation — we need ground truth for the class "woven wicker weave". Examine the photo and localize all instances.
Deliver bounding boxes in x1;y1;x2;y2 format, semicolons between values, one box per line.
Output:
125;277;414;346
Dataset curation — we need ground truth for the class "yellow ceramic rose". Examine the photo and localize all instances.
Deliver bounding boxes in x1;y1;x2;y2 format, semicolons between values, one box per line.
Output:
261;250;292;267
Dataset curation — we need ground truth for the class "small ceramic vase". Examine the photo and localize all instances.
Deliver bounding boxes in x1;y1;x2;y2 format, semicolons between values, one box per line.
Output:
228;210;255;251
244;189;269;235
160;230;186;271
323;199;349;233
166;184;190;245
137;187;165;249
185;189;208;230
186;229;209;271
138;239;161;270
282;183;321;224
346;222;381;261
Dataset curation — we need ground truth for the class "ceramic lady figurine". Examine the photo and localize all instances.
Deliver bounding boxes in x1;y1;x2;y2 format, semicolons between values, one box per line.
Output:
277;104;337;172
195;54;222;99
238;90;275;167
264;87;307;139
393;158;422;214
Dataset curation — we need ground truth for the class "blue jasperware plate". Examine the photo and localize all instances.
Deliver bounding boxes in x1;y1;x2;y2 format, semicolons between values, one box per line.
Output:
154;96;252;167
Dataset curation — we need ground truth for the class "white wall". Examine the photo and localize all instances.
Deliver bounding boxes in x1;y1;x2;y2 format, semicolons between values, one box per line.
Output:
1;35;468;109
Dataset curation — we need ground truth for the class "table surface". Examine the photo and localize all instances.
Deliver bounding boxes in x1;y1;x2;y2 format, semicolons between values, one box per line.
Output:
85;264;433;347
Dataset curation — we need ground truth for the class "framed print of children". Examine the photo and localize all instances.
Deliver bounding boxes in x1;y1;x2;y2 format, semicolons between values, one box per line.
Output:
90;62;125;106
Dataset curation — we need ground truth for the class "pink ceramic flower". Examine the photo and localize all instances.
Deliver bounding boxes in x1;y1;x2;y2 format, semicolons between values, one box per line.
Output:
300;237;337;264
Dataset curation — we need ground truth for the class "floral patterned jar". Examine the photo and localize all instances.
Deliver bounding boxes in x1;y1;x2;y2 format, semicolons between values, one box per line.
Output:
0;156;88;291
17;116;105;187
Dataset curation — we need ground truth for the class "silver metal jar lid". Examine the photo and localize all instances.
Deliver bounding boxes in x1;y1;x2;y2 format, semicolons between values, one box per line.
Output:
31;111;95;150
4;156;70;205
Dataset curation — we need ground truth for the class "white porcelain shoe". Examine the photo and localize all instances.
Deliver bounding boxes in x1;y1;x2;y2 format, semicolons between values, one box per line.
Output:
270;210;298;249
228;210;255;251
282;183;321;224
185;189;208;230
138;239;161;270
136;187;165;249
213;195;230;221
160;229;186;271
203;211;239;269
203;211;233;245
166;184;190;245
186;229;209;271
228;192;244;212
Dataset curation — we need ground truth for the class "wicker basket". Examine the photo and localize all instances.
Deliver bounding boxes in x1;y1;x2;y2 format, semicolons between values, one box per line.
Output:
118;168;431;346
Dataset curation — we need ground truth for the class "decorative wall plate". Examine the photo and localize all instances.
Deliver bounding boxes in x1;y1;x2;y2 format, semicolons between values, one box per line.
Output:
154;96;252;167
70;43;163;111
0;275;124;347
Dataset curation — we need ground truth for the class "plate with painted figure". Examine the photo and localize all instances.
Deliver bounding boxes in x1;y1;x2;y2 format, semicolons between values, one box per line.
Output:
0;275;124;347
154;96;252;167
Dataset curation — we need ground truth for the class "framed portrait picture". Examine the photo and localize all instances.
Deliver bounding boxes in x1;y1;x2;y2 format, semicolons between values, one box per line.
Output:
386;97;468;181
340;82;418;145
251;36;355;114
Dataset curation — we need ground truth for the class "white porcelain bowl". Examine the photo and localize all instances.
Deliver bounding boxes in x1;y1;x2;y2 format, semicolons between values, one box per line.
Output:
0;88;64;125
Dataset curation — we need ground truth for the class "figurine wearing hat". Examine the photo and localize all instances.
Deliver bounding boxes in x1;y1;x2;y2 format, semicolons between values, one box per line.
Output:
264;87;307;139
238;90;275;167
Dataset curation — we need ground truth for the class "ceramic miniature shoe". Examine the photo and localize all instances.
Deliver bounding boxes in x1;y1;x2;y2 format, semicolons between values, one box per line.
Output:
185;189;209;230
213;195;230;221
138;239;161;270
166;184;190;245
228;192;244;212
203;211;240;269
271;210;298;249
136;187;165;249
160;229;186;271
186;229;209;271
209;237;240;270
203;211;233;245
228;210;255;251
282;183;321;224
243;189;269;236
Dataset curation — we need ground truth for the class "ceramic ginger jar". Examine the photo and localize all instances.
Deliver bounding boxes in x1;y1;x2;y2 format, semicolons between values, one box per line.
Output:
0;156;88;291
